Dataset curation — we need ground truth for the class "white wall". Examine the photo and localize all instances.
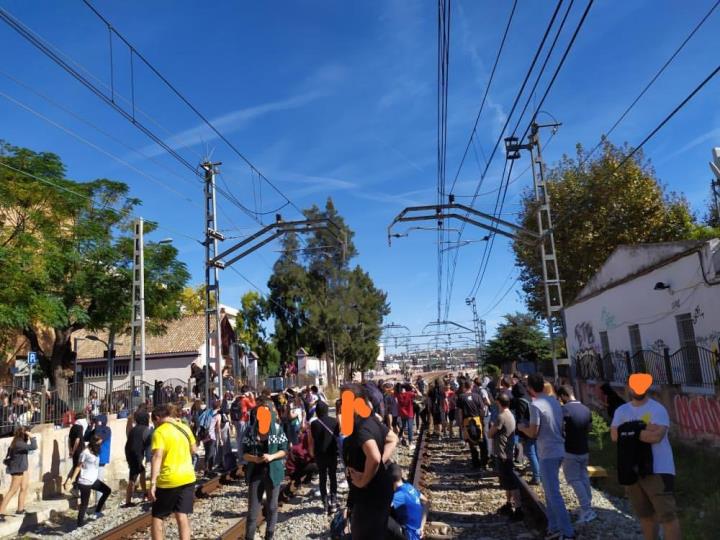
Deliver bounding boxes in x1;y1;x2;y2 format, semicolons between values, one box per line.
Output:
565;249;720;360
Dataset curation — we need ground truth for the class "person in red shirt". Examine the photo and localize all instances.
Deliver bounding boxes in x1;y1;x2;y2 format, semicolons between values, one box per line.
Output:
396;383;417;446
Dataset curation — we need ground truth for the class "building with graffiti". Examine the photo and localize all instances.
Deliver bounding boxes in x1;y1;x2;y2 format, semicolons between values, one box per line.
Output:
564;239;720;446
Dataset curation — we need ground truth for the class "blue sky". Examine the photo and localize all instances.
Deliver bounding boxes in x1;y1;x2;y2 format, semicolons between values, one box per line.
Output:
2;1;719;352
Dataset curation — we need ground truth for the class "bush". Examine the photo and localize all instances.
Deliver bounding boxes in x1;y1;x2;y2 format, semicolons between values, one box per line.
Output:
590;411;610;450
483;364;501;379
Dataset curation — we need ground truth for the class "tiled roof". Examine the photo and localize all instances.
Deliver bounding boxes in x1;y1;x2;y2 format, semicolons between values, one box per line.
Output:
76;315;205;360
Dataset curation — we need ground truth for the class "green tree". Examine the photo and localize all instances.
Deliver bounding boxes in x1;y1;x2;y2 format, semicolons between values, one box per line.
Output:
179;284;207;315
484;313;550;367
235;290;282;376
266;198;388;383
301;198;357;380
0;141;189;386
513;140;696;315
337;266;390;378
267;232;309;365
235;291;267;356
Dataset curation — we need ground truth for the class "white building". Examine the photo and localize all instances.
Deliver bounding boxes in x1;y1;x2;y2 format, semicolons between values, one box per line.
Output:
565;240;720;389
296;348;327;385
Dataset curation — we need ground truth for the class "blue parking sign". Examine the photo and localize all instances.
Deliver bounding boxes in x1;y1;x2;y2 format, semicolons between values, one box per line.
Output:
28;351;37;365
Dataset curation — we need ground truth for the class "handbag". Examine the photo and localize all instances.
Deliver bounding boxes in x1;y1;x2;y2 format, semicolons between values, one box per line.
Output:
3;447;12;467
330;509;351;540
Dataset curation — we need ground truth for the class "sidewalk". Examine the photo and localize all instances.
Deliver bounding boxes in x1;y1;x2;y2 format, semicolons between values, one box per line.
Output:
0;496;70;539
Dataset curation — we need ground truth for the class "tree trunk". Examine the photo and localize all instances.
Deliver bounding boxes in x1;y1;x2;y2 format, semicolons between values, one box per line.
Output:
50;328;73;397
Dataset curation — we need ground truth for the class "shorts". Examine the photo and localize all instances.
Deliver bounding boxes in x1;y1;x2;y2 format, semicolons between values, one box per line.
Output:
626;474;677;523
152;482;195;518
496;458;518;490
432;409;446;424
126;453;145;482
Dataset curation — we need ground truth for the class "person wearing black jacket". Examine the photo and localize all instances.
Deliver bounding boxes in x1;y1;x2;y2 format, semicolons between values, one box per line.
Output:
308;400;339;515
343;383;398;538
0;426;37;519
611;384;680;540
124;410;152;506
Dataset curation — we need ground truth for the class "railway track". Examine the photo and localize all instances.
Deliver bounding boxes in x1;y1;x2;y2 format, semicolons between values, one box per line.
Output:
91;472;309;540
411;427;548;539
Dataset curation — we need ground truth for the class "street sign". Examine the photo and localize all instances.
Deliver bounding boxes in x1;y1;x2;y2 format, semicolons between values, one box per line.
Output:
28;351;37;365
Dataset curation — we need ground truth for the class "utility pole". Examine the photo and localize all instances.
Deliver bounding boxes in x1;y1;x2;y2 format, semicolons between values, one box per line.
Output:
466;297;486;371
509;122;565;381
129;218;146;409
203;161;224;405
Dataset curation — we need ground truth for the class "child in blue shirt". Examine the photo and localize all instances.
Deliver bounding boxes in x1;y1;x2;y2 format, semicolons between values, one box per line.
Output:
388;463;427;540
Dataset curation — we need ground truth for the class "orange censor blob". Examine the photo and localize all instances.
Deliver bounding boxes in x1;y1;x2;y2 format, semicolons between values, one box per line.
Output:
340;389;372;436
257;405;271;435
629;373;653;395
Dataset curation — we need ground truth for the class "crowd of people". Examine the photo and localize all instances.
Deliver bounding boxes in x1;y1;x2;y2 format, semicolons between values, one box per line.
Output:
0;369;680;540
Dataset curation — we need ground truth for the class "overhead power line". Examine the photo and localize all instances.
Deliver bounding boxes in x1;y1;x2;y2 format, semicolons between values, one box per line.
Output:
580;0;720;165
449;0;519;195
80;0;303;217
617;61;720;169
0;160;201;245
443;0;565;315
467;0;593;300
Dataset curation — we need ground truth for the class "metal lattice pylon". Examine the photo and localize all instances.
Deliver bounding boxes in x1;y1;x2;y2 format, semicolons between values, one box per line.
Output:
528;123;565;380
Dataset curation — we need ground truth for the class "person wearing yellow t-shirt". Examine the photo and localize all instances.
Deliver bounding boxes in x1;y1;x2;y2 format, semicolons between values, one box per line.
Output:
148;405;197;540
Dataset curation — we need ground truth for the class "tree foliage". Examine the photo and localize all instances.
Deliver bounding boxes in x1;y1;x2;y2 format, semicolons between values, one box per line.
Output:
513;141;696;315
0;141;189;384
484;313;550;367
266;198;389;381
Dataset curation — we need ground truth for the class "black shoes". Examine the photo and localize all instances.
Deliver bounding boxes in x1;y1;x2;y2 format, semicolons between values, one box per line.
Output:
510;508;524;522
497;503;513;516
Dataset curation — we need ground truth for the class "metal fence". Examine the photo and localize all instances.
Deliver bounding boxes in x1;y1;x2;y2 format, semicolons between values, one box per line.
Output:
574;345;719;389
0;377;196;436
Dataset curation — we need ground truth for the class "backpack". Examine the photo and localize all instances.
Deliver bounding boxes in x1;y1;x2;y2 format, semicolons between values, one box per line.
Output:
515;397;531;423
230;400;242;422
466;418;482;442
196;408;214;442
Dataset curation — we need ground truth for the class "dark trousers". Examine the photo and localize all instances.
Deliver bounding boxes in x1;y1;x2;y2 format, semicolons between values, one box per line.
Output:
204;440;217;472
351;500;391;539
290;462;318;488
317;458;337;503
386;515;405;539
77;480;111;526
246;473;281;540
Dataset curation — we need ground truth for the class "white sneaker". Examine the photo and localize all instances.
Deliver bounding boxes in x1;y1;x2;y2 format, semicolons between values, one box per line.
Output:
313;489;321;497
576;509;597;524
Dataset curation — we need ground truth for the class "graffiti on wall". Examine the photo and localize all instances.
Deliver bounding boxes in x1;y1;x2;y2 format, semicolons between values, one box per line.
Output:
574;321;597;352
600;307;618;330
650;339;667;354
673;394;720;440
692;305;705;324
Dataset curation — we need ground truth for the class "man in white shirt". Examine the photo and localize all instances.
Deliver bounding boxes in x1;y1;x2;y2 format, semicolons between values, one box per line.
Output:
611;384;680;540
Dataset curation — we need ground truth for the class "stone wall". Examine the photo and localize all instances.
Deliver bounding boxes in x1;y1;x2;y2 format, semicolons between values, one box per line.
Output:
0;415;131;500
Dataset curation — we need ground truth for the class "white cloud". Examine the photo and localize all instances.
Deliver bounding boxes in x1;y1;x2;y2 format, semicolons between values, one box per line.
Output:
656;127;720;165
139;90;325;158
286;174;357;198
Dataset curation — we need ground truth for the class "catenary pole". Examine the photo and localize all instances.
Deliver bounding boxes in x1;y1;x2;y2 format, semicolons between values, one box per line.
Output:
203;162;224;404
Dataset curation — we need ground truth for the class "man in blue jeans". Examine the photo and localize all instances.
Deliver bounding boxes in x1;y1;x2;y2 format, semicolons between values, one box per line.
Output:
519;374;574;540
557;385;596;524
